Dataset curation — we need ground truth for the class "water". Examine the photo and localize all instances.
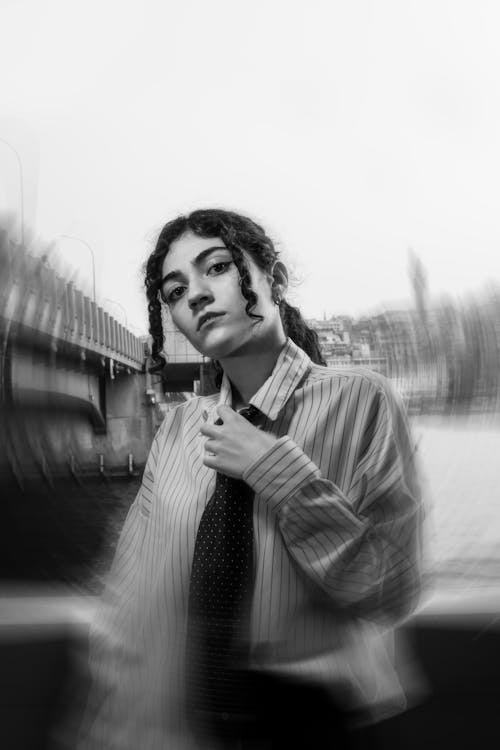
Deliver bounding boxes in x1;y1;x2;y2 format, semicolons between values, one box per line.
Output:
411;414;500;593
1;476;140;594
3;415;500;596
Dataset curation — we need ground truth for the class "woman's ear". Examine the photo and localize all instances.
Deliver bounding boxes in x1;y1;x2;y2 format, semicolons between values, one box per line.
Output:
271;261;288;301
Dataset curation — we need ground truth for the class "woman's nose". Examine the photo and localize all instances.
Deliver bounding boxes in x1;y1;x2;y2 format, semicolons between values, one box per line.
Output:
188;287;214;310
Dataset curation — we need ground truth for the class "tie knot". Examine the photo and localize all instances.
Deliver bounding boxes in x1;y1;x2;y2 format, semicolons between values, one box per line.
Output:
238;405;260;424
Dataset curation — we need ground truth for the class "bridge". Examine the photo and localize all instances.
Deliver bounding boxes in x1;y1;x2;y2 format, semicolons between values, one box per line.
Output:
0;227;163;482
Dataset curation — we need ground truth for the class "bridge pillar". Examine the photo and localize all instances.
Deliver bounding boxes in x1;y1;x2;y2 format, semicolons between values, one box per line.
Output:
95;369;158;472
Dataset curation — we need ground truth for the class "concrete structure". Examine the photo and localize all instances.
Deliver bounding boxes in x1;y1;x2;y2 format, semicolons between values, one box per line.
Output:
0;231;165;481
161;324;218;395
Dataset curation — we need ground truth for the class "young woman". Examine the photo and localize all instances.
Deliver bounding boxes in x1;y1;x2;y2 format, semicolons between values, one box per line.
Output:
81;209;422;749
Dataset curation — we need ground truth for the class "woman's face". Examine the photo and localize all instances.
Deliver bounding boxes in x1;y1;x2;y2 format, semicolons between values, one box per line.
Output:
160;230;284;360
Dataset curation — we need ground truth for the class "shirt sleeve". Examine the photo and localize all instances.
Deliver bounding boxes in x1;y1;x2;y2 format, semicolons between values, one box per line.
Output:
242;378;423;627
79;424;161;744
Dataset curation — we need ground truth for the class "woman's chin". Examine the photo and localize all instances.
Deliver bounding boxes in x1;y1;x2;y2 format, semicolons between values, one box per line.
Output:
197;333;249;361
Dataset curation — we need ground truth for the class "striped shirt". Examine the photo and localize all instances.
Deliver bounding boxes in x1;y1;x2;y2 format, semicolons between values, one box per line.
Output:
82;338;422;750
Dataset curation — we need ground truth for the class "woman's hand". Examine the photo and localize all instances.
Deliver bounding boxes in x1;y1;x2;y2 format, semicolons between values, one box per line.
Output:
200;404;278;479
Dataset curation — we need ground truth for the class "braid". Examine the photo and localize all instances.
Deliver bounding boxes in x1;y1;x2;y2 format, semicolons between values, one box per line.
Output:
147;294;166;373
280;300;326;366
144;217;188;373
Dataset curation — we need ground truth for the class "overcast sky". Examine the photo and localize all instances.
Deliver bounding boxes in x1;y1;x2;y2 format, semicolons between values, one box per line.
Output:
2;0;500;333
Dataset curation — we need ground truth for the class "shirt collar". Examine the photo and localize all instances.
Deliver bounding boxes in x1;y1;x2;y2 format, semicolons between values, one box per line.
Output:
218;338;311;421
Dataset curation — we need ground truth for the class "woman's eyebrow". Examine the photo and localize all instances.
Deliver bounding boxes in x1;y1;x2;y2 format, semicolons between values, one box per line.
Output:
160;246;228;286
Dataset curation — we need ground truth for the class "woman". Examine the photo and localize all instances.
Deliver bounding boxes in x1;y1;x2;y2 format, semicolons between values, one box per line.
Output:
81;209;422;749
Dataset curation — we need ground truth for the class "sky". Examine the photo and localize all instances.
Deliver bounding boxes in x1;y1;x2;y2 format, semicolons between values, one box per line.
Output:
2;0;500;334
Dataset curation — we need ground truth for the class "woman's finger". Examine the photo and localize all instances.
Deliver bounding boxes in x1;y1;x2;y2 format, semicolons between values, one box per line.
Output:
203;453;218;469
216;404;236;421
199;423;220;438
204;438;217;453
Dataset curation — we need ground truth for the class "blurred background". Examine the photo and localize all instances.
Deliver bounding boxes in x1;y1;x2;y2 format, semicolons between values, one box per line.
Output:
2;1;500;747
2;0;500;595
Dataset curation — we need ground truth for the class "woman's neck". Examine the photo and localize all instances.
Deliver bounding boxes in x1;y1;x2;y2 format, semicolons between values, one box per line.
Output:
219;335;287;408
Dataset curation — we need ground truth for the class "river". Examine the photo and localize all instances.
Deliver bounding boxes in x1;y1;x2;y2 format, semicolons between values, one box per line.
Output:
3;414;499;597
411;413;500;593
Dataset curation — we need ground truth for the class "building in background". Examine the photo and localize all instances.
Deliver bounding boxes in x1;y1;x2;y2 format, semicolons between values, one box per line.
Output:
308;315;387;374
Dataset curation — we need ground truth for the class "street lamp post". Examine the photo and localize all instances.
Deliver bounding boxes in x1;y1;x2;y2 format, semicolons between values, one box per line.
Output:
0;137;25;246
58;234;96;304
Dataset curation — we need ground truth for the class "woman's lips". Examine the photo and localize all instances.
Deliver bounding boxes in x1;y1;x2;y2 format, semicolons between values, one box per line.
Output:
199;313;225;331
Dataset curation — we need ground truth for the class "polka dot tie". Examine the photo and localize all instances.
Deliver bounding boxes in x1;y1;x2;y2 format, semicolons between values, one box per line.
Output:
185;405;261;741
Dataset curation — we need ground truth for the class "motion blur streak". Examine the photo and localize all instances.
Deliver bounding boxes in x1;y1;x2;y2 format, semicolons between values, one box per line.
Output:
2;217;500;747
0;218;150;748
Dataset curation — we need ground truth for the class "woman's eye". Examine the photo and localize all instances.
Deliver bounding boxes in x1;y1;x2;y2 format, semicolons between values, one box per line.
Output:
166;286;185;303
208;261;231;275
161;261;231;303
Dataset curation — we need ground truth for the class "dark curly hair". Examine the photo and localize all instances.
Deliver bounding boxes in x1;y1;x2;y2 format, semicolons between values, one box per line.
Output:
145;208;326;382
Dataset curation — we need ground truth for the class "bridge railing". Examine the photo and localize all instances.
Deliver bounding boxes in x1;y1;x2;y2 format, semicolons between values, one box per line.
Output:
0;230;145;370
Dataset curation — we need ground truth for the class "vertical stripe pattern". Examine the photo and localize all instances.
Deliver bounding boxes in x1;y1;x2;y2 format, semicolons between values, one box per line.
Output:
81;338;422;750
